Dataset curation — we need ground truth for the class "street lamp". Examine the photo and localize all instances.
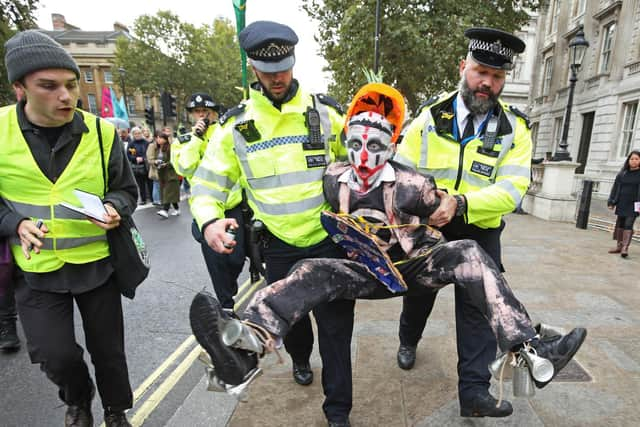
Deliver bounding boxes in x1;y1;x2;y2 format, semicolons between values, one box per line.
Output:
118;67;128;115
552;26;589;161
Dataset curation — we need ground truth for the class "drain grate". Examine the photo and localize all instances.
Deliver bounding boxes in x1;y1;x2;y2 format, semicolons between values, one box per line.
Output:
553;360;592;382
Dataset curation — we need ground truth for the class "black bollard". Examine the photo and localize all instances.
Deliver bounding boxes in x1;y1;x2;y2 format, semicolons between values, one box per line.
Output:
576;180;593;229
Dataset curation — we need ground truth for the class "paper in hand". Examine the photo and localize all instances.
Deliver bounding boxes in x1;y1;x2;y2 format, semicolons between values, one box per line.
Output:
60;189;108;223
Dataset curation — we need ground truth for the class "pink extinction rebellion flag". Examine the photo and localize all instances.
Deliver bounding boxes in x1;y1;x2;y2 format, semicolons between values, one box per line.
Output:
100;86;114;118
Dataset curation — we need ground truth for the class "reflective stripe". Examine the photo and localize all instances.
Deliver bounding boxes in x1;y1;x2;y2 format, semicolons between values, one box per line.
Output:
314;94;332;166
490;111;517;182
191;184;229;202
496;179;523;205
496;164;530;179
246;135;307;153
417;168;457;181
248;191;325;216
247;168;324;190
10;235;106;250
193;166;235;190
53;205;90;221
179;165;197;177
419;110;435;169
4;200;50;219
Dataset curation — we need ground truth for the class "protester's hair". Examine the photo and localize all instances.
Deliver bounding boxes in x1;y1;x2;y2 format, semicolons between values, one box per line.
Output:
622;149;640;172
154;129;169;140
131;126;142;134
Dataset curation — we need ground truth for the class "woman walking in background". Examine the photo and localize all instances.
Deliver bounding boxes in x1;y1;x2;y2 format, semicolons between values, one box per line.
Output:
149;131;180;218
608;149;640;258
126;127;151;205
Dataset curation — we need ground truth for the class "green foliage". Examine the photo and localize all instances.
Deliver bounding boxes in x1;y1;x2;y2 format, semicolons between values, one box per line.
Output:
0;0;40;105
302;0;538;113
113;11;243;113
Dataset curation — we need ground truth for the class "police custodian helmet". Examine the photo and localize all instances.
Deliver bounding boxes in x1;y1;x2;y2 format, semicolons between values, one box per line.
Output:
239;21;299;73
185;92;223;113
464;27;526;70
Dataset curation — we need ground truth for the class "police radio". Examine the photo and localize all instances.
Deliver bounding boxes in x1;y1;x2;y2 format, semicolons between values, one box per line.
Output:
303;106;324;150
194;117;210;138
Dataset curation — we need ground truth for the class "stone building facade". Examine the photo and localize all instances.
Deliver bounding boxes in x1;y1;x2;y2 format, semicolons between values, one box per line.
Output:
528;0;640;198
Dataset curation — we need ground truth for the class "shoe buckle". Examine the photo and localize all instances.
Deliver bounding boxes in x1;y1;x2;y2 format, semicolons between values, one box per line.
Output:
226;368;262;402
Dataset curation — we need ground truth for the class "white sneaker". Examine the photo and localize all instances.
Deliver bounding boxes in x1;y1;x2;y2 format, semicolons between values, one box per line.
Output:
157;209;169;218
170;208;181;216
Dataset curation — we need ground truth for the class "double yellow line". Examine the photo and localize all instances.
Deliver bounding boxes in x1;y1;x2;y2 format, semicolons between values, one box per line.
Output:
104;275;264;427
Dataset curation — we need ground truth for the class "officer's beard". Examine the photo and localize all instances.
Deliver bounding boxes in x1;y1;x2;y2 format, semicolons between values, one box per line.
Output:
459;76;502;116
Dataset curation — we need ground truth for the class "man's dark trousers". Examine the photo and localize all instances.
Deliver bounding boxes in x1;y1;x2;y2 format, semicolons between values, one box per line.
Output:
14;275;133;410
399;217;504;403
263;236;355;422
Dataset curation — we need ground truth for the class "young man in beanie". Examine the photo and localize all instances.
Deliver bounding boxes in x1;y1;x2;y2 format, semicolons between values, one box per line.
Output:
394;27;534;417
0;30;138;427
189;20;354;426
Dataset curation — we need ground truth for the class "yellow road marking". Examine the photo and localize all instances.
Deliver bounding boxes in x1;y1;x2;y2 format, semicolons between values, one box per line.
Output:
234;277;264;308
130;343;201;427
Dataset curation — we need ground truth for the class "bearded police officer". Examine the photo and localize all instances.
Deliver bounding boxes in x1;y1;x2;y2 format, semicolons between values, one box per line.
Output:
394;27;532;417
0;30;137;426
189;21;354;426
171;93;247;312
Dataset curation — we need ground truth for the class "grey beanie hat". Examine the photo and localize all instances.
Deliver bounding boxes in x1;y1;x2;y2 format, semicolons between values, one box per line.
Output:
4;30;80;83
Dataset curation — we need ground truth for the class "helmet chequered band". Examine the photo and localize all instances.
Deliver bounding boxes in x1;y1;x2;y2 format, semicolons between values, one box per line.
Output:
249;43;294;59
468;39;514;61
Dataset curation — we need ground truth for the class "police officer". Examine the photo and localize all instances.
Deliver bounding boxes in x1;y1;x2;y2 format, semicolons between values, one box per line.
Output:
171;93;245;311
394;27;532;417
189;21;354;427
0;30;137;426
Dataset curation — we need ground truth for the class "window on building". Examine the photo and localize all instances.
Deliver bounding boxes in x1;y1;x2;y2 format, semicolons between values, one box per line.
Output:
572;0;586;17
144;95;152;109
542;57;553;96
87;94;98;114
548;0;560;34
104;70;113;84
552;116;564;151
599;22;616;74
83;70;94;83
619;101;638;158
127;96;136;113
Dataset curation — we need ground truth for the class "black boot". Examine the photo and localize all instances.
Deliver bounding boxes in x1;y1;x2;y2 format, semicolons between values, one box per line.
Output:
0;320;20;351
530;327;587;388
104;410;132;427
460;392;513;417
292;361;313;385
396;344;416;370
189;292;258;386
64;382;95;427
620;230;633;258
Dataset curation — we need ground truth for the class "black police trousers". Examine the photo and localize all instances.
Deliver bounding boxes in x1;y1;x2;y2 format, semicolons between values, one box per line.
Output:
14;275;133;411
0;277;17;322
399;217;505;403
192;205;246;309
262;235;354;423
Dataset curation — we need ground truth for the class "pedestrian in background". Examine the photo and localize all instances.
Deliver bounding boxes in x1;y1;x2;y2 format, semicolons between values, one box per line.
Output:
126;126;151;205
0;30;137;427
146;137;162;206
149;131;180;218
608;149;640;258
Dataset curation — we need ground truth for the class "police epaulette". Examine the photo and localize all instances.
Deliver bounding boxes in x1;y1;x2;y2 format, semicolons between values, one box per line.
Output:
316;94;345;115
509;105;531;129
416;95;440;115
219;103;246;126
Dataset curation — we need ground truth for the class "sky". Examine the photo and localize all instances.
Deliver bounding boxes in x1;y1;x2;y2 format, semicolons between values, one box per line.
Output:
34;0;331;92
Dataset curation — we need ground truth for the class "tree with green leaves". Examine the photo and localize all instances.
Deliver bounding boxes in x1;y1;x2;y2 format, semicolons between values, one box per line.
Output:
0;0;40;105
302;0;538;113
113;11;243;114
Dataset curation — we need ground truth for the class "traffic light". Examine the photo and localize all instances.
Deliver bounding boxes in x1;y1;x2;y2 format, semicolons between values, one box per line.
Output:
168;94;177;117
144;106;154;127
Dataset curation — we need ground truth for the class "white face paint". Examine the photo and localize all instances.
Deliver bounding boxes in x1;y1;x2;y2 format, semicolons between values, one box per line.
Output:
346;112;395;191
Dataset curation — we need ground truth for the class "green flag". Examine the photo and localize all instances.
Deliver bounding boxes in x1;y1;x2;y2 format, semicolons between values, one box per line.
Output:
232;0;248;99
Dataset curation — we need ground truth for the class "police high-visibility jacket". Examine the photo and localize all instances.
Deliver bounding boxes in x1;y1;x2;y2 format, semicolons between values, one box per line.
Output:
190;85;346;247
171;124;241;209
395;91;532;229
0;105;112;272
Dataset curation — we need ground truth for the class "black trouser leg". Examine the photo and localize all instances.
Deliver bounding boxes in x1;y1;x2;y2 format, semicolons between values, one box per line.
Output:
134;174;148;202
195;206;246;310
0;277;17;322
15;278;132;410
